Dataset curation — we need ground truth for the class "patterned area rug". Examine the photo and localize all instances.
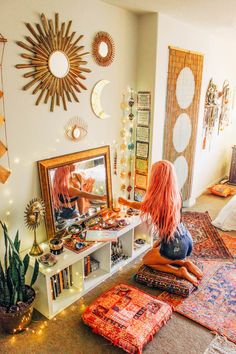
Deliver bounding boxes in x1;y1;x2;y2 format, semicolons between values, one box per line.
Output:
158;261;236;343
204;335;236;354
221;233;236;258
182;211;233;260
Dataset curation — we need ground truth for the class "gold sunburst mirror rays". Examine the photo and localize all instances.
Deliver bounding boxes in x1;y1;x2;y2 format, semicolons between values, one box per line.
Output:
16;13;91;112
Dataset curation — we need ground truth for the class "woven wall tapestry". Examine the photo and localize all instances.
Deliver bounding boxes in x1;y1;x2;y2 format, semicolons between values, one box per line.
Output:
163;47;204;201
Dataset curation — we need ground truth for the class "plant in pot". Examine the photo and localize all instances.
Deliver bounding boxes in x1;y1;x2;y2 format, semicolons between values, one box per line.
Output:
0;222;39;334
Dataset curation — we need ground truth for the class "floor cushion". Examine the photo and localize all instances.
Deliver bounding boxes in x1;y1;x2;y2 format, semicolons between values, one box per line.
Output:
135;265;196;297
82;283;172;354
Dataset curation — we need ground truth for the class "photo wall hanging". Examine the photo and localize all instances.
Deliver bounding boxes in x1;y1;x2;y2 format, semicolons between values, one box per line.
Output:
218;80;231;133
163;47;204;202
134;91;151;202
16;13;91;112
0;34;11;184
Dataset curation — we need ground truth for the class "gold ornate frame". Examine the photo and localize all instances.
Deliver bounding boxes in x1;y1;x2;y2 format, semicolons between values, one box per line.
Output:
38;146;112;239
92;31;115;66
16;13;91;111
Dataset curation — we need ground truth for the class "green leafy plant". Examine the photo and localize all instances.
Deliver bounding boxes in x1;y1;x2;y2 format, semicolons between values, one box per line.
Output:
0;222;39;309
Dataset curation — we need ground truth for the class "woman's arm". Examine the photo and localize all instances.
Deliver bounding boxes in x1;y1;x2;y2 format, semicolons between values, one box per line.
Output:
118;197;142;210
69;187;106;201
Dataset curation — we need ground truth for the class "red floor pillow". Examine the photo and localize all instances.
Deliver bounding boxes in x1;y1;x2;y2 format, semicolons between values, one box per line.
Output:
82;283;172;354
135;265;196;297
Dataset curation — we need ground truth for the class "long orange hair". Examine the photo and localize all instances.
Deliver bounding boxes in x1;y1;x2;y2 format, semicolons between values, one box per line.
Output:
52;165;71;211
141;160;182;242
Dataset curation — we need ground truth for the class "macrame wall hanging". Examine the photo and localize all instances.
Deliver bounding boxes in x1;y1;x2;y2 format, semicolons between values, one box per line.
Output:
202;78;219;149
0;34;11;184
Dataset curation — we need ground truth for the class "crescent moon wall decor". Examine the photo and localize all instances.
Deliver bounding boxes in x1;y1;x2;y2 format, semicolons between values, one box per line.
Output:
16;13;91;112
91;80;110;119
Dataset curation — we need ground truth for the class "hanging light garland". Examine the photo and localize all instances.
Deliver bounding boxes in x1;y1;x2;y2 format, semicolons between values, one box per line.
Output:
119;88;136;200
0;33;11;184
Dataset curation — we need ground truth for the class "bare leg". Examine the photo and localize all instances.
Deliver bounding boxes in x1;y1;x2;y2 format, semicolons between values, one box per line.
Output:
142;248;199;286
148;264;199;286
172;260;203;279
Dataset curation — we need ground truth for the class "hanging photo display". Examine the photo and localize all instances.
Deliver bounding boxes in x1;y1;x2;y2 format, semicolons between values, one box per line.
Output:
134;187;146;203
135;173;148;190
137;91;151;110
137;110;150;126
136;126;149;143
136;142;149;159
135;158;148;174
218;80;231;133
134;90;151;202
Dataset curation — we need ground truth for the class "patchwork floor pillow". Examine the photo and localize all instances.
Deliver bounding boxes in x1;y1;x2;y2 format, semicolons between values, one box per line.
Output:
135;265;196;297
82;283;172;354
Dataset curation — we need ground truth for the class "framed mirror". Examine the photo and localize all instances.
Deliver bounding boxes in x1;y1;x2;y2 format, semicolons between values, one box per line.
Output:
92;31;115;66
38;146;112;239
16;13;91;112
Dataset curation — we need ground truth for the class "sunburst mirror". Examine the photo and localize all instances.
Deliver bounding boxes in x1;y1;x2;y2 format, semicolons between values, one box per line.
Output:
92;31;115;66
16;13;91;112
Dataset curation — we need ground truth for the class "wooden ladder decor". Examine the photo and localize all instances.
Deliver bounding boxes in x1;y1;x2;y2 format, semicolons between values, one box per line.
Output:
0;33;11;184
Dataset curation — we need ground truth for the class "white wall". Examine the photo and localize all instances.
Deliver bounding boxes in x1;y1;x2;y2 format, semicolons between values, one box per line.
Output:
153;13;236;199
0;0;138;253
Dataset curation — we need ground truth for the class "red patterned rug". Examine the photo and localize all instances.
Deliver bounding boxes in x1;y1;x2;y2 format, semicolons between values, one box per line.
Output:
221;233;236;258
182;211;233;260
158;261;236;343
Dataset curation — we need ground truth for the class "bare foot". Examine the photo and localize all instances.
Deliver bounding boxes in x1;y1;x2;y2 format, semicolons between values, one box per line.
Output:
185;261;203;280
179;267;199;287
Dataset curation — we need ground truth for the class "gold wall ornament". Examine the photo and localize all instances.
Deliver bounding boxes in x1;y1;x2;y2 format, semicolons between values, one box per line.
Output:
92;31;115;66
16;13;91;112
24;198;45;256
91;80;110;119
65;116;88;141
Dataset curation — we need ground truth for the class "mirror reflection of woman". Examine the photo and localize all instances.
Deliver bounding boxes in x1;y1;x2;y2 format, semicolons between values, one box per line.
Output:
52;164;106;220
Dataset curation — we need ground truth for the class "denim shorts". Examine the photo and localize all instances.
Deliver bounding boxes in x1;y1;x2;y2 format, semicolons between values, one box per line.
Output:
159;223;193;260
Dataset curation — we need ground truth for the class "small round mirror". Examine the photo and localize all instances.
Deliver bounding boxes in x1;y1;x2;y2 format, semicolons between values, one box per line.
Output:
176;67;195;109
99;42;109;58
72;126;81;140
49;50;70;78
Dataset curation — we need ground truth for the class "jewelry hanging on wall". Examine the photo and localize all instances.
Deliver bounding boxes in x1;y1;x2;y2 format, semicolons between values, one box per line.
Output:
0;34;11;184
119;89;136;200
202;79;219;150
127;89;136;199
218;80;231;133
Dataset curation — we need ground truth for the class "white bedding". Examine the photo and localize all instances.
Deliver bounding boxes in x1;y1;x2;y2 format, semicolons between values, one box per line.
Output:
212;195;236;231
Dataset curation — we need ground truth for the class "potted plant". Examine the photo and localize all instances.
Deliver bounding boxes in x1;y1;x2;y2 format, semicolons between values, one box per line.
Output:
0;222;39;334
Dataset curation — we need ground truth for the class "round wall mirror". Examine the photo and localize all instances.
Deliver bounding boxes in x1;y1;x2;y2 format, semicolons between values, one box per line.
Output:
92;31;115;67
49;50;70;78
173;155;188;190
173;113;192;152
176;67;195;109
99;42;109;58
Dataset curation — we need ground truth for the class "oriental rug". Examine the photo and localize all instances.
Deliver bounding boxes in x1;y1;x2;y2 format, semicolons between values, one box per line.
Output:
204;335;236;354
182;211;233;260
221;233;236;258
158;261;236;343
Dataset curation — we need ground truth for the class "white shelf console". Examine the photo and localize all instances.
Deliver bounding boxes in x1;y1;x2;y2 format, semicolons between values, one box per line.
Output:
24;216;152;319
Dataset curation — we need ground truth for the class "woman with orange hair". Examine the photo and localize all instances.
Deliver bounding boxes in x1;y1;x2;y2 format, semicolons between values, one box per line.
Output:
119;160;202;286
52;164;106;220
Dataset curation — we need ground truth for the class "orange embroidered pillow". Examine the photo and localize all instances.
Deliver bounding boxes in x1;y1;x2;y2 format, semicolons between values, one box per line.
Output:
208;184;235;197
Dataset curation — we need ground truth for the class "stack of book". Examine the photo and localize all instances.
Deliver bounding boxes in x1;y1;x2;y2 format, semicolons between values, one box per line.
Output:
50;266;73;300
84;256;100;277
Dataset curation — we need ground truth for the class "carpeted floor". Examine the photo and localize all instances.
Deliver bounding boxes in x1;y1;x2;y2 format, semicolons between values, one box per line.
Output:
0;191;235;354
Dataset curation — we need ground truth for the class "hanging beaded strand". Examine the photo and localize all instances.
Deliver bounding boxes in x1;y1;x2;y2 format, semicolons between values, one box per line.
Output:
120;93;128;196
0;34;11;184
127;89;136;199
